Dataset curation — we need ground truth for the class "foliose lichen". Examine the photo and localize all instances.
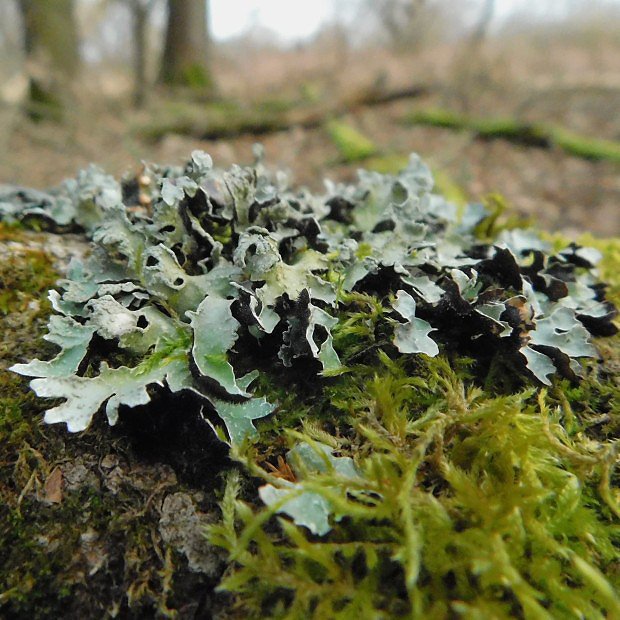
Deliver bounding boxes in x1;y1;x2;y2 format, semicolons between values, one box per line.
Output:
2;147;616;447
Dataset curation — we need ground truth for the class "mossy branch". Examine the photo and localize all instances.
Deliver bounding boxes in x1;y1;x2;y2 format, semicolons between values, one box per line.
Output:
406;108;620;164
138;84;431;141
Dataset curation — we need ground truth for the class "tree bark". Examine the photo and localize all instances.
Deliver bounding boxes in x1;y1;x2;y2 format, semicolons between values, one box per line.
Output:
18;0;80;119
19;0;79;76
131;1;149;108
373;0;427;51
159;0;214;93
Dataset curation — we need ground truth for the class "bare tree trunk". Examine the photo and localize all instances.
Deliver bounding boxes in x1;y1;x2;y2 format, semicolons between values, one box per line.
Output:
118;0;156;108
373;0;427;52
18;0;80;120
19;0;79;76
470;0;496;45
131;1;149;108
159;0;215;94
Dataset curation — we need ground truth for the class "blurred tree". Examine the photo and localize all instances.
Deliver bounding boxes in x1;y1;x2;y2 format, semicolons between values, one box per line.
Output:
159;0;215;94
448;0;497;112
372;0;428;51
470;0;496;44
17;0;80;119
119;0;158;107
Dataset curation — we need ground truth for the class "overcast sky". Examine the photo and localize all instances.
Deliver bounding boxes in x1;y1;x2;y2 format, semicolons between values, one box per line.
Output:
210;0;600;42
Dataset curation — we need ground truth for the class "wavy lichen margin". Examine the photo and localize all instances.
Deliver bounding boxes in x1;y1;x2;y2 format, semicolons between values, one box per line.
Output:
3;148;616;447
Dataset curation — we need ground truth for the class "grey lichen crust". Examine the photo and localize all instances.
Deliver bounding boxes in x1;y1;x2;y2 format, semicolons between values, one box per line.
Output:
6;147;617;445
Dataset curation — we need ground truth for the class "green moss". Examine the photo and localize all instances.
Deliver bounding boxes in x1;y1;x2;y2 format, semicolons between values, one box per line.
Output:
211;356;620;619
299;82;323;104
407;109;551;149
0;467;190;618
258;98;298;115
0;238;59;439
181;63;215;91
327;121;378;163
0;240;66;615
474;194;532;241
0;246;57;315
551;128;620;164
0;222;26;240
406;109;620;164
209;241;620;619
408;108;465;130
26;79;64;123
139;99;293;141
364;154;409;174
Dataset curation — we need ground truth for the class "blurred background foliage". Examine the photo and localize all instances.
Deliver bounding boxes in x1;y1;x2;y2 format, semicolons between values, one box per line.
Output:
0;0;619;235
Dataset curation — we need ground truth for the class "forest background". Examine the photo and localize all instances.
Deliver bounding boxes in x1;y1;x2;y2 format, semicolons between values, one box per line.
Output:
1;0;619;236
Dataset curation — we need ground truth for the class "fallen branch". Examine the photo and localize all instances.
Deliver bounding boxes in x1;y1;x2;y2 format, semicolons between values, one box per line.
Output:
405;109;620;164
139;83;433;141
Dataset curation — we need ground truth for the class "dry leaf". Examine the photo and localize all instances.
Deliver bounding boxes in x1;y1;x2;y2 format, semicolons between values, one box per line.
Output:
43;466;63;504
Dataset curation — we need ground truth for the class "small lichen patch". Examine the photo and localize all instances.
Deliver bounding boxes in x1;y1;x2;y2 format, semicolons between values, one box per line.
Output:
159;492;223;576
